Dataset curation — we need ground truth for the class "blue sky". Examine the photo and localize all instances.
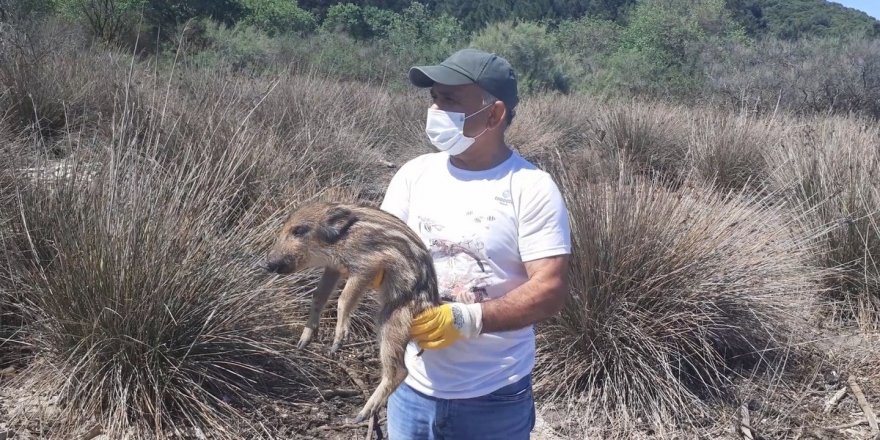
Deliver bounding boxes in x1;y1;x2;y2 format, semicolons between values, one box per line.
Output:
832;0;880;19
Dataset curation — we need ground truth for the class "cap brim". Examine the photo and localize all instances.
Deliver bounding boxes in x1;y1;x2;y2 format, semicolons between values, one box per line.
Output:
408;65;474;88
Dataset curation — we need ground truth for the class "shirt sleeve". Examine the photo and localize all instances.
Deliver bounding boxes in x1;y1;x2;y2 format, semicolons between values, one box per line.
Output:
380;160;414;223
517;173;572;262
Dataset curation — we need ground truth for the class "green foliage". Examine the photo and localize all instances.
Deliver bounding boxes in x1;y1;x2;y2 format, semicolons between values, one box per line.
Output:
239;0;316;36
554;17;622;93
298;0;412;18
725;0;767;36
746;0;879;40
385;3;465;66
470;21;569;95
602;0;742;98
296;31;399;83
144;0;245;29
182;18;284;74
289;2;465;86
425;0;635;31
320;3;397;39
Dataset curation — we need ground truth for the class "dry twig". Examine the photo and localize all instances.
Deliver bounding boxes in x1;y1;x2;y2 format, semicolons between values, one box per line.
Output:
319;389;362;399
847;376;879;437
740;404;755;440
825;419;867;430
80;425;102;440
823;387;848;414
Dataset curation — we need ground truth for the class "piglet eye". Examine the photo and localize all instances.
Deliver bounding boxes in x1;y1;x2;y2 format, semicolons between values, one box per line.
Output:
291;225;310;237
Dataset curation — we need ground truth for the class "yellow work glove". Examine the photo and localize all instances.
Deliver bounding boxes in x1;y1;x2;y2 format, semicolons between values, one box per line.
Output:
410;303;483;350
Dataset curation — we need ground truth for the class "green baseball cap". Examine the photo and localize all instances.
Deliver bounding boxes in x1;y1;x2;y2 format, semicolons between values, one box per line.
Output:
409;48;519;113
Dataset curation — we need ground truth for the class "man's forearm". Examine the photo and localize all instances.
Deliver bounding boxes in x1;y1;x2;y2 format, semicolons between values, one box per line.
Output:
479;276;567;333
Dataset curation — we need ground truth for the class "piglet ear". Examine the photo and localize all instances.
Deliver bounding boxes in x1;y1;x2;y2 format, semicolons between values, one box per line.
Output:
317;206;358;244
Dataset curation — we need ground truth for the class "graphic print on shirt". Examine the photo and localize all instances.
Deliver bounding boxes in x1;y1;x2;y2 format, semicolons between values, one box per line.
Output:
417;212;496;304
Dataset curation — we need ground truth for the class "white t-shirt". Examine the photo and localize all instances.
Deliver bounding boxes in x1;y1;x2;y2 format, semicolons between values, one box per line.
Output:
379;150;571;399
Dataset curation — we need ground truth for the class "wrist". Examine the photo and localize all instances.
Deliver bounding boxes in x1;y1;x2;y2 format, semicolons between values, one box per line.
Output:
455;302;483;338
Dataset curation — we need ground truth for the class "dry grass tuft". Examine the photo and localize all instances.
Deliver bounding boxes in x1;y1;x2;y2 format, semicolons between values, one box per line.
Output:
769;117;880;330
0;18;126;142
595;101;689;185
534;162;821;436
3;124;331;438
509;96;777;194
0;49;392;437
686;110;778;194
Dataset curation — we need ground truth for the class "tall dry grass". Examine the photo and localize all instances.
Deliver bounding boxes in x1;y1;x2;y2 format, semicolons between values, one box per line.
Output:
0;18;126;142
704;37;880;119
686;110;778;193
509;95;780;194
769;117;880;330
533;162;820;436
0;115;30;369
0;37;416;437
4;102;294;440
9;153;322;438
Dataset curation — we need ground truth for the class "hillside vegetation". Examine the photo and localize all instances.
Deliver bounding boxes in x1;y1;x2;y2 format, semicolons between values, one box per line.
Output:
1;1;879;439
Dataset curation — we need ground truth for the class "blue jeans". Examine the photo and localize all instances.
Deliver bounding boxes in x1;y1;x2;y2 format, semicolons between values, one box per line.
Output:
386;375;536;440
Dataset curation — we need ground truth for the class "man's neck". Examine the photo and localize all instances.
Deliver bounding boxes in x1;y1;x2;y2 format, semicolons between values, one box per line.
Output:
449;139;512;171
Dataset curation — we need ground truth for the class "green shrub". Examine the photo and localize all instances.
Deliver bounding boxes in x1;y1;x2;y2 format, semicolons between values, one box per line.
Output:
181;18;283;74
470;21;569;95
267;3;466;90
290;31;401;84
602;0;743;99
385;2;465;67
320;3;397;40
239;0;316;36
554;17;622;93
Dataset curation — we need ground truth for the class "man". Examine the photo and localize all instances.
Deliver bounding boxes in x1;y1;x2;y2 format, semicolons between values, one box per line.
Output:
379;48;571;439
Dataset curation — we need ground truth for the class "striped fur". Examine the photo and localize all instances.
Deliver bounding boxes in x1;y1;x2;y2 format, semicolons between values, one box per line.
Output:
265;201;440;423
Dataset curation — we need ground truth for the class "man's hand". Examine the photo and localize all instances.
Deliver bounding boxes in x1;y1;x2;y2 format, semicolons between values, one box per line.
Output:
410;303;482;350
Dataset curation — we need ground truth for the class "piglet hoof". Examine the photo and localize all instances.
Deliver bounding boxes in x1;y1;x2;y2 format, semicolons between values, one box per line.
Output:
296;329;314;350
328;341;343;355
351;411;369;425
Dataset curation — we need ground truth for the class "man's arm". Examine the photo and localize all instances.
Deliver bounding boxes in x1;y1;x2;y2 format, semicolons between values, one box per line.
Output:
409;254;570;349
479;254;570;333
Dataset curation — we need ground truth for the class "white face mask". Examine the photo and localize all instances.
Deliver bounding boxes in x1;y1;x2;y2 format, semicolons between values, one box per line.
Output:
424;103;492;156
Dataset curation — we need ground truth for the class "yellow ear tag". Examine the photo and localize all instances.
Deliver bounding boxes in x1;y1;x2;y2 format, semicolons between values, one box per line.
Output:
371;269;384;289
